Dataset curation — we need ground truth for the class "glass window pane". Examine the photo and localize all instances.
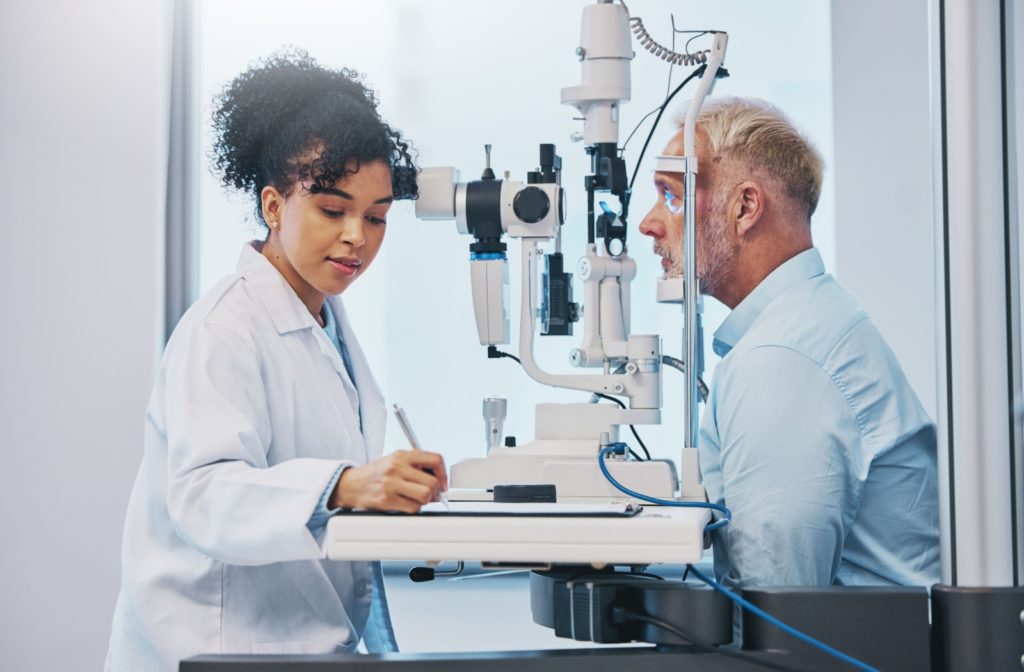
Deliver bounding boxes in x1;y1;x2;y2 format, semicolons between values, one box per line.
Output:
196;0;834;468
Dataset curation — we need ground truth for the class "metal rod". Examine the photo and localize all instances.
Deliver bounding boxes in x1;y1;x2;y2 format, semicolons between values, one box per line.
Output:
683;160;699;448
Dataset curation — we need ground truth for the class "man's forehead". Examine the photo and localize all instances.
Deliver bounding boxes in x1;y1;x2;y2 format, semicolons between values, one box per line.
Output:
653;170;684;188
654;129;712;182
663;130;687;156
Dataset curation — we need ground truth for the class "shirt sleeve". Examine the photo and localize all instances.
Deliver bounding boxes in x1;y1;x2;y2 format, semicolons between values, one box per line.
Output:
709;345;867;589
163;320;350;565
306;464;347;538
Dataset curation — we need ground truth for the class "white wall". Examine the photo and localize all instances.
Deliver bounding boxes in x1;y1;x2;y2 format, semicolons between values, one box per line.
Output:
831;0;938;418
0;1;168;669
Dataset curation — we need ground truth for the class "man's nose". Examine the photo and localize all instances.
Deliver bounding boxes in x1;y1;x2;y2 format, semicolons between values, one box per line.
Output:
638;208;664;239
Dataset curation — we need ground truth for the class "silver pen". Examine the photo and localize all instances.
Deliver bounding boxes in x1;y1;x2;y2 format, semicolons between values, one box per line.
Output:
392;404;449;509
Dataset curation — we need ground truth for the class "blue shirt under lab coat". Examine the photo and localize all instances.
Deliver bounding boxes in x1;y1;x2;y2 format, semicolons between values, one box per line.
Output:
312;300;398;654
699;248;940;590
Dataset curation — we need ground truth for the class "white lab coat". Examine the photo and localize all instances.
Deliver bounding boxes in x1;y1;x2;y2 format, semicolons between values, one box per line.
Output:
106;243;389;671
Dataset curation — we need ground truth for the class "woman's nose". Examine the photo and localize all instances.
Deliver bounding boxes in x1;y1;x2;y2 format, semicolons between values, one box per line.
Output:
340;219;365;247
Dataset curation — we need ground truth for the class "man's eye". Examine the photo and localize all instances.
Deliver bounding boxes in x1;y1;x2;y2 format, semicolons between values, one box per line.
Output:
367;216;387;225
663;190;683;214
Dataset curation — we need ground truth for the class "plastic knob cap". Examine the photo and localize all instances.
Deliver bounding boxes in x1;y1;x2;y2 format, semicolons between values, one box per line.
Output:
513;187;550;223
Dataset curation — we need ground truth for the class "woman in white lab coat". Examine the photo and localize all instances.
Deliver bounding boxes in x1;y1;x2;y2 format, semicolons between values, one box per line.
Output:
106;52;446;671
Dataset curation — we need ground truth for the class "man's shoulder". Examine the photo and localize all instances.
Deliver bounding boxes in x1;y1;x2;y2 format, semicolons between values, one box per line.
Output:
731;273;870;368
719;273;933;453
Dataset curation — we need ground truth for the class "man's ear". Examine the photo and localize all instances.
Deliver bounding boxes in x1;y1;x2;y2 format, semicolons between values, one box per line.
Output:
261;186;285;226
733;180;765;237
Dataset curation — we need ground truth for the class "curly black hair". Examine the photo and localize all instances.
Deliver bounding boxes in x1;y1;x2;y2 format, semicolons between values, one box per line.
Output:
210;49;417;227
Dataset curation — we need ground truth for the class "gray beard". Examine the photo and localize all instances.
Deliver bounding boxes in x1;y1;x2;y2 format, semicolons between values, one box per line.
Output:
655;192;738;300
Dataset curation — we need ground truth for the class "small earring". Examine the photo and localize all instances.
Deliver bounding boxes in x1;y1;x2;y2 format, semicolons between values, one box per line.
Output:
270;221;279;229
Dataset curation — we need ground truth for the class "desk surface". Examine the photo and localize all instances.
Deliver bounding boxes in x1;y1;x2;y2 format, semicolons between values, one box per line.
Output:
325;505;709;565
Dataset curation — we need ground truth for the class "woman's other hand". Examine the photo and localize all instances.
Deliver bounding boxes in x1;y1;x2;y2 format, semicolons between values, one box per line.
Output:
330;450;448;513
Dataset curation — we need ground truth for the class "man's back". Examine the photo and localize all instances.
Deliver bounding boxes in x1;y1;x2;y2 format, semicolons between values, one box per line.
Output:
699;248;940;590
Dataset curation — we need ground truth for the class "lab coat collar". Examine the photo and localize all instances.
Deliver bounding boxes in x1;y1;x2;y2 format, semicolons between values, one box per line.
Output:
236;241;386;457
712;247;825;357
236;242;362;421
237;241;322;335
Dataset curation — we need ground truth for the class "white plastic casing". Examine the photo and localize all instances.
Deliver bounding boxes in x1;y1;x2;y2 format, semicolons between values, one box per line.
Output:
503;181;563;239
414;166;459;219
656;277;683;303
470;258;509;345
561;2;632;145
653;155;689;174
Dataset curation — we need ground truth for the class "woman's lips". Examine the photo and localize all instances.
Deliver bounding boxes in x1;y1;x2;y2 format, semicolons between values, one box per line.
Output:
327;258;359;277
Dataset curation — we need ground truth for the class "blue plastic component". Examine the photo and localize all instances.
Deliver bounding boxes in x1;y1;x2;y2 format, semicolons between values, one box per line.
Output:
470;252;507;261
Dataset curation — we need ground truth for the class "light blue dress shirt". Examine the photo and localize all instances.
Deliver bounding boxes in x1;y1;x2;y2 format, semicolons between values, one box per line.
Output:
306;303;399;653
699;248;940;591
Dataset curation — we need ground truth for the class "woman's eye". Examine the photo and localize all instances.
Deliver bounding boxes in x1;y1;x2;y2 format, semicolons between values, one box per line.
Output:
322;208;344;218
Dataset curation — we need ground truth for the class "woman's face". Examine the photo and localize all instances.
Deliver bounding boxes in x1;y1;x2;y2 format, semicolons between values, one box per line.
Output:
261;159;393;305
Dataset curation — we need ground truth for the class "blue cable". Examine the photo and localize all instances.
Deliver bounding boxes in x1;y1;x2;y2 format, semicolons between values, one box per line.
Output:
598;445;875;670
686;564;880;672
597;444;732;530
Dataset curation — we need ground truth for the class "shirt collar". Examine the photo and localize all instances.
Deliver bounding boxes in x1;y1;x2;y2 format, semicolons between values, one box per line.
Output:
712;247;825;357
237;241;321;334
321;299;338;337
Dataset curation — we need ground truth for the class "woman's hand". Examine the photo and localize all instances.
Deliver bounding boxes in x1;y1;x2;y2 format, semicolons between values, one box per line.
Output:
330;450;448;513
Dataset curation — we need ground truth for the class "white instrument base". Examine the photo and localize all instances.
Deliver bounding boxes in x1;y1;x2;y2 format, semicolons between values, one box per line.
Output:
325;505;709;566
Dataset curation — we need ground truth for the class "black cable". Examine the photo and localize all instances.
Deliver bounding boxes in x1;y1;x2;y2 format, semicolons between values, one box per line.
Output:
594;392;625;408
627;64;706;193
593;392;652;461
621;60;705;156
625;611;810;672
621;107;661;153
683;31;711;59
627;426;652;461
488;349;652;462
487;345;521;364
662;354;709;403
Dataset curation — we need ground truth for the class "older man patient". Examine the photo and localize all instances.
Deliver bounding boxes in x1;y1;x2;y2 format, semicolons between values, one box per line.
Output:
638;97;940;590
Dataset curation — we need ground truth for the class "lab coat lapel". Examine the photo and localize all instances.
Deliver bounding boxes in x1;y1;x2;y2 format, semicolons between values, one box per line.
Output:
237;242;364;447
328;295;386;461
308;321;365;456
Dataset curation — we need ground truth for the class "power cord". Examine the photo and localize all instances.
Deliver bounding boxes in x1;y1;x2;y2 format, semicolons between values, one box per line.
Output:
487;345;521;364
592;392;652;461
627;65;702;193
686;565;880;672
488;346;651;462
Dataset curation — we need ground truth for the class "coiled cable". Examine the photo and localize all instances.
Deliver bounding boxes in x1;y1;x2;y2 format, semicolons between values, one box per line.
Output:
619;1;711;66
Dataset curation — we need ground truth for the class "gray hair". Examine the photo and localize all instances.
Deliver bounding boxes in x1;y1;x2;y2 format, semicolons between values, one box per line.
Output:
676;96;824;218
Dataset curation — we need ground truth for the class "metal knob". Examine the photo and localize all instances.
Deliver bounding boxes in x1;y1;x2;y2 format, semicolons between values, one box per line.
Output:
483;396;507;454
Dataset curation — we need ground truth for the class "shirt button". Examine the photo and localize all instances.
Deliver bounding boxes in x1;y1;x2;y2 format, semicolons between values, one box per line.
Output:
355;577;371;597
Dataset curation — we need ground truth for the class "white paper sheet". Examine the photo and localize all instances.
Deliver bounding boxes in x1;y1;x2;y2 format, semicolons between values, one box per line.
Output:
419;501;639;516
